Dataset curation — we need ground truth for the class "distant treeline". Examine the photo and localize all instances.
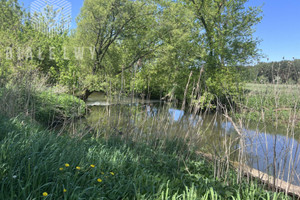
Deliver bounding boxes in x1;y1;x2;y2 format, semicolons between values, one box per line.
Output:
239;59;300;84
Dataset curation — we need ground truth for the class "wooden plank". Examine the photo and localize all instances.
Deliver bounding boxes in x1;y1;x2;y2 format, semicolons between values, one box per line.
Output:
235;163;300;198
197;151;300;198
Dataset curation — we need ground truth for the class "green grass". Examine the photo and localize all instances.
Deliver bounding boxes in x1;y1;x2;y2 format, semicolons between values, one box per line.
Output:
245;83;300;94
34;91;86;125
0;115;291;200
0;86;86;126
238;83;300;130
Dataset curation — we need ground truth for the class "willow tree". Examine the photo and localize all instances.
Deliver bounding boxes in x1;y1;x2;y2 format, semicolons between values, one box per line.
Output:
73;0;262;104
185;0;262;68
137;0;199;100
179;0;263;107
74;0;164;96
134;0;262;103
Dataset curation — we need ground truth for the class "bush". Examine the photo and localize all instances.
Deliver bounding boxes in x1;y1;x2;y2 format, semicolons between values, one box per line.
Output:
34;91;86;125
191;67;244;110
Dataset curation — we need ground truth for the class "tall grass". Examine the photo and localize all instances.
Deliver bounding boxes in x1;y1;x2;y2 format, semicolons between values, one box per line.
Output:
0;70;297;199
0;115;290;199
229;82;300;194
79;80;300;198
0;70;85;127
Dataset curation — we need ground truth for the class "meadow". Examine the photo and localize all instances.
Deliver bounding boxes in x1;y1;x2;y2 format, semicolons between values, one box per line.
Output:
245;83;300;94
237;83;300;132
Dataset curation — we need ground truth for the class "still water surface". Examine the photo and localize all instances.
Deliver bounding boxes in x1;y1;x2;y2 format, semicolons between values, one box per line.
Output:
86;92;300;186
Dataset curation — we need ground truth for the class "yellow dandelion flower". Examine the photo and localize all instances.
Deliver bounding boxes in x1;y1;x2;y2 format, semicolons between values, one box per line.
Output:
97;178;102;182
59;167;63;171
76;166;81;170
110;172;114;176
63;189;67;193
43;192;48;197
101;172;104;175
90;164;95;168
65;163;70;167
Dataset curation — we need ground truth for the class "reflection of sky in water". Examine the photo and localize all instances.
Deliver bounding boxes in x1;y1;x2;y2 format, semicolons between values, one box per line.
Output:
168;108;203;127
168;110;300;186
221;121;236;133
87;93;300;186
222;121;300;185
188;115;202;126
169;108;184;121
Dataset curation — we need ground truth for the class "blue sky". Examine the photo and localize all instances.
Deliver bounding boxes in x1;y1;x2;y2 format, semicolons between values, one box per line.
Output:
20;0;84;30
247;0;300;62
19;0;300;62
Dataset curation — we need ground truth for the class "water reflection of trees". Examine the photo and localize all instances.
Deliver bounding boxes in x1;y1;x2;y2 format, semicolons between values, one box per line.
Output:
83;103;300;186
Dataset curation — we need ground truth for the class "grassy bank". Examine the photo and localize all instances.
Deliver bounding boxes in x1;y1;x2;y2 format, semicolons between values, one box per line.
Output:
0;82;86;126
0;115;291;199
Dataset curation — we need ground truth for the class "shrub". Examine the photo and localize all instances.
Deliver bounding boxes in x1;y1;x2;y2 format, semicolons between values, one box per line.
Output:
34;91;86;125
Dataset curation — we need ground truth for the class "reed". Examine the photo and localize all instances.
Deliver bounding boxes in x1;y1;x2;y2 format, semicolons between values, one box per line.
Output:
0;70;297;199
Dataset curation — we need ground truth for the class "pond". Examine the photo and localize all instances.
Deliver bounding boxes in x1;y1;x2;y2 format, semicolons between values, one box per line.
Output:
85;92;300;186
